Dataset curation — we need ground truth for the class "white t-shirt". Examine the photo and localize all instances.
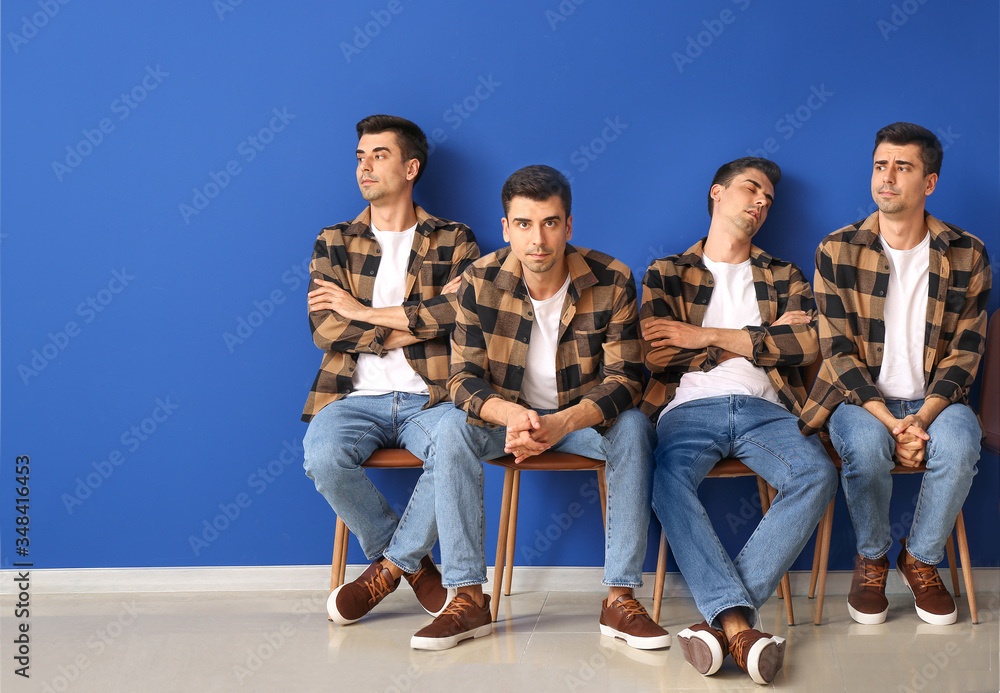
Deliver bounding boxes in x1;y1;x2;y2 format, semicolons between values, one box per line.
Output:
520;274;571;411
876;231;930;401
348;222;429;397
661;256;780;422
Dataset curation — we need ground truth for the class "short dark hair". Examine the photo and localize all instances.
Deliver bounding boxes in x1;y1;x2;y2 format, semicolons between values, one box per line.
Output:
355;114;429;184
707;157;781;217
501;165;572;217
872;122;943;177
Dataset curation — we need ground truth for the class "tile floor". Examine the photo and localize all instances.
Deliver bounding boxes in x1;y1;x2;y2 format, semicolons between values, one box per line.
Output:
1;582;997;692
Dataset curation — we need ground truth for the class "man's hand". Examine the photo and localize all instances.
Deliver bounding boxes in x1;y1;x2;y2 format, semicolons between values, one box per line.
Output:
772;310;811;327
892;415;929;467
642;318;713;350
308;279;369;321
442;276;462;295
503;408;546;464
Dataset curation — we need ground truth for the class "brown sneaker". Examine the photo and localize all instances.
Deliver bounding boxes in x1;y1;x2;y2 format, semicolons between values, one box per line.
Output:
729;629;786;685
598;596;670;650
404;555;453;617
847;553;889;624
410;593;492;651
896;538;957;625
677;621;728;676
327;559;399;625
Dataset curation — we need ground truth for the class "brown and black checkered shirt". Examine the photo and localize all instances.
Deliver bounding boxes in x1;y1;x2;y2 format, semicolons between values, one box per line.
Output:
301;205;479;422
449;245;642;430
799;212;991;435
639;239;819;421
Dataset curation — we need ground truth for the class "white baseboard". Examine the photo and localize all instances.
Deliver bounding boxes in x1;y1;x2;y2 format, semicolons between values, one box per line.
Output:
2;565;997;597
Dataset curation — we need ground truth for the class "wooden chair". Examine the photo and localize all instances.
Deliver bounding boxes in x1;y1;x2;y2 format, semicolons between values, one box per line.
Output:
650;459;799;626
329;449;424;591
486;452;608;622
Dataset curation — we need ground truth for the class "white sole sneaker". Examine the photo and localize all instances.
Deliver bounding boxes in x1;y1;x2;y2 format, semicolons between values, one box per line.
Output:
327;585;360;626
896;566;958;625
746;635;786;685
599;624;671;650
847;600;888;625
677;628;725;675
410;623;491;651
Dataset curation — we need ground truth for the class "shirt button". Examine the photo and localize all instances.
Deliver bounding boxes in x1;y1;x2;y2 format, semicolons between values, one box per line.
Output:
708;280;714;285
877;347;882;352
527;311;533;318
369;270;375;275
878;290;884;295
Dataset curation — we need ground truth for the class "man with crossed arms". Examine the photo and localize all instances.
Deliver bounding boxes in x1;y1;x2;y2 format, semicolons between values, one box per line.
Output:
641;157;836;685
303;115;479;626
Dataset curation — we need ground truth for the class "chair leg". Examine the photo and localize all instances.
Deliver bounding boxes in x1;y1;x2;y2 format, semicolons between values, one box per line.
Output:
814;499;835;625
338;523;349;587
331;517;345;591
504;470;521;596
809;528;822;599
491;468;516;623
762;482;794;624
953;510;978;624
945;534;960;597
597;468;608;531
652;531;668;624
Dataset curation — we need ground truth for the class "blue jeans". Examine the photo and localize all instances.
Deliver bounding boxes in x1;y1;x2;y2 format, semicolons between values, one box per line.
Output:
652;396;837;629
434;407;656;588
828;400;980;565
302;393;451;574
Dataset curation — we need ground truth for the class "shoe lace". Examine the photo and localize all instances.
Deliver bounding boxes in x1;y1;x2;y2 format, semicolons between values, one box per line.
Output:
729;632;751;666
910;563;945;591
407;566;427;588
364;570;395;604
616;598;651;621
860;561;888;589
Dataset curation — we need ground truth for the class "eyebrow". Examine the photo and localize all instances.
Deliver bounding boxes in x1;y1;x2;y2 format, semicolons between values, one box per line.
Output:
744;178;774;204
513;215;562;224
356;146;392;155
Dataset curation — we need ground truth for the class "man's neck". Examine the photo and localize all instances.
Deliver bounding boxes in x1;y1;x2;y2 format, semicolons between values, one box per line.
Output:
703;223;752;264
370;197;417;233
522;263;569;301
877;208;927;250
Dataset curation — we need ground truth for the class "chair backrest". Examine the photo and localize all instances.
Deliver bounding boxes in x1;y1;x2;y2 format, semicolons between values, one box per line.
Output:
981;309;999;454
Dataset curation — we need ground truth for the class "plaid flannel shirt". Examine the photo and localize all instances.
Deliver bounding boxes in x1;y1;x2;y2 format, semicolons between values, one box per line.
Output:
640;239;819;421
301;205;479;422
449;244;642;431
799;212;991;435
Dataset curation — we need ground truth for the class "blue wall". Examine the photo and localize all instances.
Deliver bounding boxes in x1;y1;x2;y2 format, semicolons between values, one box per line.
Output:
2;1;997;573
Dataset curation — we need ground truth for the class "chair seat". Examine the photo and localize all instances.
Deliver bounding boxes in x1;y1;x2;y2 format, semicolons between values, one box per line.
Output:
486;452;604;471
361;449;424;468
